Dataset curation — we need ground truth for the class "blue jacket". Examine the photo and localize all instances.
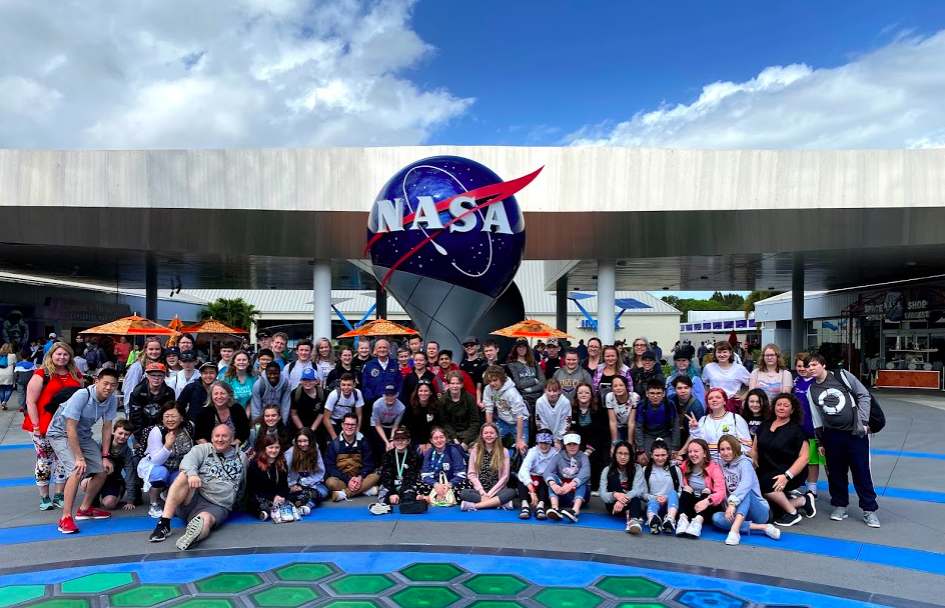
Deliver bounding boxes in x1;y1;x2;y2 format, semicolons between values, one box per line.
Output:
361;357;402;403
421;443;467;486
325;433;375;483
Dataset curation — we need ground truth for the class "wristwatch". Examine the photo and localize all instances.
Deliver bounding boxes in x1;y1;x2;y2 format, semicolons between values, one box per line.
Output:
784;470;794;480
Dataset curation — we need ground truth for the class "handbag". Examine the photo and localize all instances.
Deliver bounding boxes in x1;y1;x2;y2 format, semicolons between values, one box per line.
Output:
428;472;457;507
399;499;429;515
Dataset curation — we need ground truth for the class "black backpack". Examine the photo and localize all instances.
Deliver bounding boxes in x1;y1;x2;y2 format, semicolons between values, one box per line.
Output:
44;387;88;415
833;369;886;433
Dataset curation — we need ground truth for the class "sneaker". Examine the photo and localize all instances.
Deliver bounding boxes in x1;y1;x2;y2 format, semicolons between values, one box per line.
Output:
534;502;547;521
364;486;379;497
259;511;269;521
765;524;781;540
148;503;164;519
591;490;600;497
661;516;676;533
561;508;578;523
52;493;65;509
864;511;881;528
270;506;283;523
626;517;643;535
830;506;849;521
546;507;562;521
332;491;348;502
460;500;477;512
500;501;515;510
675;516;690;537
149;522;171;542
369;502;391;515
725;530;741;545
802;492;817;518
57;516;78;534
685;519;703;538
519;502;532;520
175;515;204;550
40;496;53;511
75;507;111;520
647;514;662;534
774;511;802;527
299;505;311;516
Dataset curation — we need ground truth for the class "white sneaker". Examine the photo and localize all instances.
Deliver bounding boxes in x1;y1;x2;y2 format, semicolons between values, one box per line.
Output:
332;491;348;502
686;519;703;538
148;503;163;519
460;500;477;512
675;516;690;537
765;524;781;540
364;486;379;497
725;530;741;546
369;502;391;515
299;505;311;516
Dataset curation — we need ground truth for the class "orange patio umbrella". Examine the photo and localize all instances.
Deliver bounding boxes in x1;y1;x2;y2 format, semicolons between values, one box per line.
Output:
490;319;573;340
165;315;186;347
337;319;419;338
79;315;176;336
180;318;248;335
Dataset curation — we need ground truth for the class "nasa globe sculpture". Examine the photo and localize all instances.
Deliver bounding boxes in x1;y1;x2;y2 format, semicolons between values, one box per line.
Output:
367;156;541;355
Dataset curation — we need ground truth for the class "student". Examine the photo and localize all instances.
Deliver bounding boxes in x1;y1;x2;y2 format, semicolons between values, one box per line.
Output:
593;345;632;404
313;337;336;384
324;413;380;501
46;368;120;533
439;371;481;451
401;352;436;405
282;339;314;391
290;368;326;439
741;389;772;438
432;350;476;395
401;379;439;455
507;339;546;410
675;439;726;539
599;440;646;533
665;352;705;403
516;429;559;520
553;348;593;402
669;376;704;446
370;385;406;454
460;423;516;511
749;344;794;401
372;428;423;514
534;379;571;447
180;362;219;422
632;380;680;461
459;335;489;405
630;351;664;400
323;374;363;439
397;348;413;379
326;346;361;390
482;365;528;453
642;439;681;534
570;382;609;492
251;361;292;422
702;342;751;413
686;388;752;465
128;362;175;446
167;351;199;398
793;352;822;496
248;404;291;455
138;402;195;518
544;433;591;523
285;428;328;509
541;339;564;378
418;427;470;502
605;375;637;444
711;435;781;545
247;435;306;521
270;333;290;370
81;418;136;511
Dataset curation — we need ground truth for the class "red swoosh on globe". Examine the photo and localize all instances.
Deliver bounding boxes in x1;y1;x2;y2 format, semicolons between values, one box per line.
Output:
367;167;543;289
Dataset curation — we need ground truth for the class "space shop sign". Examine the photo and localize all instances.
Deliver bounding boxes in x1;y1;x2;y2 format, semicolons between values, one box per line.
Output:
862;290;936;322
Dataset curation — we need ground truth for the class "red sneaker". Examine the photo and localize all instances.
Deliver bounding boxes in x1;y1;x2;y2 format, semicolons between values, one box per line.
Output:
75;507;111;520
58;516;79;534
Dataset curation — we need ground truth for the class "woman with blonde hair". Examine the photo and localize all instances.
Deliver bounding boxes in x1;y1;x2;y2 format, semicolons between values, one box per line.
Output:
313;338;336;384
748;344;793;401
21;342;83;510
0;342;17;410
460;422;516;511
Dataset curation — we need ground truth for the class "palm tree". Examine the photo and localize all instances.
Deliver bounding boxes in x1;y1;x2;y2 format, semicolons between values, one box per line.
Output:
199;298;260;332
742;291;780;318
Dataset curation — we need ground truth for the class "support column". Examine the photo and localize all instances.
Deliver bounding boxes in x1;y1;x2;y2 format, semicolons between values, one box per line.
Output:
556;276;568;335
312;260;332;340
598;260;616;346
375;284;387;320
145;252;158;321
791;253;805;359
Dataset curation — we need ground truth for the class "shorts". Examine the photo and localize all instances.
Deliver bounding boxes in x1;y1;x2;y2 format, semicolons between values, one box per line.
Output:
100;480;124;498
808;438;826;466
49;436;104;476
176;491;229;528
758;469;807;495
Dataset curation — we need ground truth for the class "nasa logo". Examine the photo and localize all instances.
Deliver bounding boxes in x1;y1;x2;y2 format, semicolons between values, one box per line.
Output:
371;369;380;377
367;156;541;298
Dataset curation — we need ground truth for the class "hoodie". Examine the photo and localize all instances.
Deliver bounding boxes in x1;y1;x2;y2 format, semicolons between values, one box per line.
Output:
421;443;467;486
544;450;591;488
483;378;527;425
250;374;292;422
553;366;593;400
517;445;559;482
534;394;572;440
720;454;766;508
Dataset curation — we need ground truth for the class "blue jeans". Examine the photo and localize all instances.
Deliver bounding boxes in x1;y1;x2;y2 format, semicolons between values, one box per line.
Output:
0;385;12;403
148;466;180;488
646;490;679;516
548;474;588;508
497;418;528;446
712;493;770;534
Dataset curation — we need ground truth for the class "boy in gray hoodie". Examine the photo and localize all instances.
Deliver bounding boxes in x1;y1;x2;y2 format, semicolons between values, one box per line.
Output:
544;434;591;523
251;362;293;422
483;365;529;453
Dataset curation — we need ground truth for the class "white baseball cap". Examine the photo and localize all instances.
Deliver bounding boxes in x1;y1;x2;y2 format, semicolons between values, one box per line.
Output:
563;433;581;445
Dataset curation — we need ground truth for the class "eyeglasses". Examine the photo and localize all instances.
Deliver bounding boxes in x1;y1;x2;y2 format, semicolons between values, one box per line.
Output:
341;423;358;427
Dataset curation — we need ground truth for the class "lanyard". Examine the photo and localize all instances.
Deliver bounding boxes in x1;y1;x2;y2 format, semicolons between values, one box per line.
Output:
394;450;408;486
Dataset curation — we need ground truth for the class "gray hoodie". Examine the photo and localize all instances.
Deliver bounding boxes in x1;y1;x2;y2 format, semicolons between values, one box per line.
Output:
720;454;765;508
178;443;248;511
544;450;591;488
483;378;527;424
553;366;592;400
250;374;292;422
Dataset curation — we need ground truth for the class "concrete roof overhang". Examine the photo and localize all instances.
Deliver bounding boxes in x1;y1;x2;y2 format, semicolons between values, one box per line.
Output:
1;147;944;291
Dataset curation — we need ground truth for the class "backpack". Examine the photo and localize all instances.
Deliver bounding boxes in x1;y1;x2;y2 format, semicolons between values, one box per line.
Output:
44;387;88;415
84;347;101;369
644;463;680;493
833;369;886;434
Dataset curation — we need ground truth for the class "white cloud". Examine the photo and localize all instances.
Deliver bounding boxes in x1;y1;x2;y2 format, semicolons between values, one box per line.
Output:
0;0;473;148
568;30;945;149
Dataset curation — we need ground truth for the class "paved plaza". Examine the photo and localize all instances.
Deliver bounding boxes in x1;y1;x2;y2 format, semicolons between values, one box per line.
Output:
0;389;943;608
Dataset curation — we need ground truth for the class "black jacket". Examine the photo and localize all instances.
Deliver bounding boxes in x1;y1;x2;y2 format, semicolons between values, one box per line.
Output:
194;405;251;445
128;380;176;442
180;381;211;422
247;460;290;511
378;448;423;495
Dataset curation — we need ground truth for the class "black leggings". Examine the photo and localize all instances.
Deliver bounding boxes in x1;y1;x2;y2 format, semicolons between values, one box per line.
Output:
678;490;722;520
605;496;644;519
516;477;550;502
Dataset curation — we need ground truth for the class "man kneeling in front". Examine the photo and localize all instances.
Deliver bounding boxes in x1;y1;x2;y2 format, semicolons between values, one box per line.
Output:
149;423;247;550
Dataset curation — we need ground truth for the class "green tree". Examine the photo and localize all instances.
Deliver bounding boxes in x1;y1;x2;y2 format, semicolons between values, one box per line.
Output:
199;298;261;332
742;290;781;318
662;297;732;316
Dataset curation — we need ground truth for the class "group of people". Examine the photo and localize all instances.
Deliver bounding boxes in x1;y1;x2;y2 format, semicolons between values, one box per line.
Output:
17;330;882;551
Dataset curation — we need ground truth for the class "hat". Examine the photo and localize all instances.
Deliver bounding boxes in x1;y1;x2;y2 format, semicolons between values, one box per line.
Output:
383;384;398;394
256;329;272;338
462;335;479;346
199;361;218;373
165;346;181;357
392;428;411;441
48;332;57;339
300;367;317;381
545;338;559;347
642;350;657;360
673;351;689;360
145;362;167;375
180;351;197;362
515;337;529;345
563;433;581;445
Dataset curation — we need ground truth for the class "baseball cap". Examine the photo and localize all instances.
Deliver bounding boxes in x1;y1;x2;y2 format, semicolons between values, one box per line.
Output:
199;361;218;373
256;329;272;339
673;351;689;360
165;346;181;357
383;384;398;394
145;362;167;375
48;332;57;339
642;351;657;360
300;367;317;381
180;351;197;362
546;338;559;347
462;335;479;346
392;428;411;441
563;433;581;445
515;337;529;345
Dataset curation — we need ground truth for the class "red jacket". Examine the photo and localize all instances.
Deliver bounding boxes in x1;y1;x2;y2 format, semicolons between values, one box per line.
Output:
433;364;476;395
679;460;727;506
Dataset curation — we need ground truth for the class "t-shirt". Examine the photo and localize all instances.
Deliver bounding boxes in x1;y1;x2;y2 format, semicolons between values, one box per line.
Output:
291;387;324;428
750;369;793;402
370;399;406;428
755;419;807;474
605;392;635;427
598;373;616;400
113;342;132;363
324;389;364;421
47;388;118;441
702;363;751;397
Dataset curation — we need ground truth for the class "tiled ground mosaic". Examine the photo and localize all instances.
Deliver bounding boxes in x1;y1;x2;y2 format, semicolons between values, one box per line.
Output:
0;561;815;608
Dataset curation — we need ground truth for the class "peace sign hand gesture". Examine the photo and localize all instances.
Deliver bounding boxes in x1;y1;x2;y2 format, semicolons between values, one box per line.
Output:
686;412;699;429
